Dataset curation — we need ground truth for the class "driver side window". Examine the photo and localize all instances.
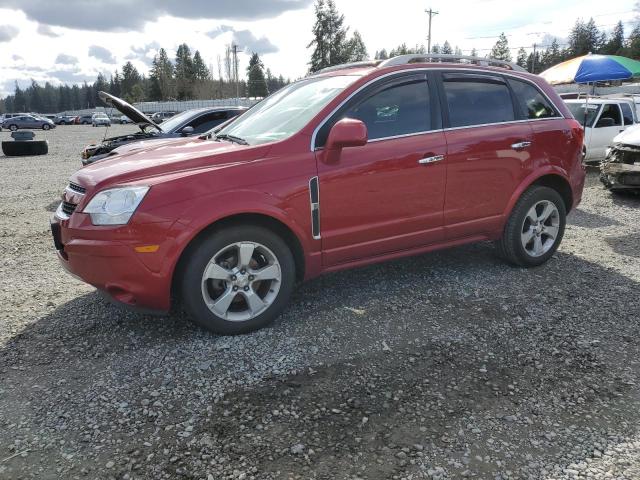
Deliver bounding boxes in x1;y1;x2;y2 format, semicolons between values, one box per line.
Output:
597;104;622;127
343;79;431;140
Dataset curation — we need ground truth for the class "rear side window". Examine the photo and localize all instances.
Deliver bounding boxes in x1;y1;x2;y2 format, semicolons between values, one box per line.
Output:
508;79;559;119
188;112;228;134
443;74;515;128
343;78;431;140
620;103;634;125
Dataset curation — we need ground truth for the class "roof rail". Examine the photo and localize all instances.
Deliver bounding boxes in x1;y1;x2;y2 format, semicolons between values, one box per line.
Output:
378;54;527;72
314;60;381;74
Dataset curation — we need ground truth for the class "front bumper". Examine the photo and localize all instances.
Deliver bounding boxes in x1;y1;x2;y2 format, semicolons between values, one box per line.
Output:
50;212;176;311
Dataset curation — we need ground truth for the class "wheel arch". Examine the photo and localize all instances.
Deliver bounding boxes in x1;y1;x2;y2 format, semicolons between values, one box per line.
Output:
170;212;307;302
504;169;573;223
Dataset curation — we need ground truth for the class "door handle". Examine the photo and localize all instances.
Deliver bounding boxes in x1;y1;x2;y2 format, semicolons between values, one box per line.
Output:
418;154;445;165
511;141;532;150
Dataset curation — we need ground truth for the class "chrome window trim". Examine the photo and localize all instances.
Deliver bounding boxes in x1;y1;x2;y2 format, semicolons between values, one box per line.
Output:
443;116;560;132
310;67;566;152
367;129;444;143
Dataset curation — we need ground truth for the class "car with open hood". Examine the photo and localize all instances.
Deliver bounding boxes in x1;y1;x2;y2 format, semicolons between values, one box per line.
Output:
80;91;246;164
52;54;585;335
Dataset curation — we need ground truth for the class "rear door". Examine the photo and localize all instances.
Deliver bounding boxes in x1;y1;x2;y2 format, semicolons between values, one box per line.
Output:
315;72;447;266
438;71;534;239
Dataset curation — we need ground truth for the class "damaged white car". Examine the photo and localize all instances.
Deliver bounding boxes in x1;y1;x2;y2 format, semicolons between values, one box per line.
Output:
600;124;640;194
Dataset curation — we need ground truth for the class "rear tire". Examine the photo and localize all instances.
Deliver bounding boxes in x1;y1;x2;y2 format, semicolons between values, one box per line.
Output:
9;125;18;131
179;225;296;335
42;124;50;130
495;186;566;267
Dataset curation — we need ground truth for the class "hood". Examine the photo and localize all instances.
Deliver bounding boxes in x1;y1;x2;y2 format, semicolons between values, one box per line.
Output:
98;91;161;131
614;124;640;146
72;137;271;189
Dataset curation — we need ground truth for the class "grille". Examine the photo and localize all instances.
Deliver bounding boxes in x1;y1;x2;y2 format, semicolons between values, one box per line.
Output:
68;182;86;194
61;201;77;216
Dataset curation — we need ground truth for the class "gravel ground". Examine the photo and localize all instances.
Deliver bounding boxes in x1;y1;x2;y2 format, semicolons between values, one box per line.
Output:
0;125;639;480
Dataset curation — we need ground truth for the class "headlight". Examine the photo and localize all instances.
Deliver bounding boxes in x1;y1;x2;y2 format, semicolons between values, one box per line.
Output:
83;186;149;225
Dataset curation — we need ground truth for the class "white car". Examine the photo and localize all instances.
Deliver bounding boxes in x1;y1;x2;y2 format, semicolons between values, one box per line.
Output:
91;113;111;127
565;99;637;164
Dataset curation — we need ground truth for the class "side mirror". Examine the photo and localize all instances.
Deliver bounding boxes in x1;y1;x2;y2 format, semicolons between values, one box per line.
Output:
181;126;195;136
595;117;615;128
326;118;368;150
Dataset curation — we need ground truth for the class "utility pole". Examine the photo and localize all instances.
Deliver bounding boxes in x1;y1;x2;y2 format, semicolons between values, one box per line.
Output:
231;44;240;100
425;7;439;54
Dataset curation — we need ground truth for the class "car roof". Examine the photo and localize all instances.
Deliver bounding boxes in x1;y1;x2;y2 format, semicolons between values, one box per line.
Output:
564;98;629;104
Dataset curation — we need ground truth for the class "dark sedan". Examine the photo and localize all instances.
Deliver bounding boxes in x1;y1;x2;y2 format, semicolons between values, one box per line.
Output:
81;91;246;165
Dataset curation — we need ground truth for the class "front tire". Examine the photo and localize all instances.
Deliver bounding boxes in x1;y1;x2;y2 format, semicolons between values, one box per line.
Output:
43;124;50;130
9;124;18;131
495;186;566;267
180;225;296;335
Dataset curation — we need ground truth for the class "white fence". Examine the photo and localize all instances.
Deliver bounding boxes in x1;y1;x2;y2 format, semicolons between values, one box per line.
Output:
61;97;260;117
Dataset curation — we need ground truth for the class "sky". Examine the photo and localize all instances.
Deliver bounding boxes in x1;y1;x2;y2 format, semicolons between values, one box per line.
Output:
0;0;637;98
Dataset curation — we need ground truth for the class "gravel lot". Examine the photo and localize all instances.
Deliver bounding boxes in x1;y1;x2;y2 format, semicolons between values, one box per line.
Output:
0;125;639;480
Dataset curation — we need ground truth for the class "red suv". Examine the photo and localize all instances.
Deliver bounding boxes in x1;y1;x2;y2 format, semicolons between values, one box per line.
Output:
51;55;585;335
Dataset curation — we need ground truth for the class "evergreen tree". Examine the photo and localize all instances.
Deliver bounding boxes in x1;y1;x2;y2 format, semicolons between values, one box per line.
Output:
192;51;210;80
13;83;27;111
470;48;478;57
516;48;528;69
603;21;624;55
626;24;640;59
121;61;142;101
441;41;453;55
149;48;174;101
345;30;368;61
175;43;195;99
307;0;349;72
490;33;511;61
431;44;440;54
375;48;389;60
569;18;602;56
246;52;268;97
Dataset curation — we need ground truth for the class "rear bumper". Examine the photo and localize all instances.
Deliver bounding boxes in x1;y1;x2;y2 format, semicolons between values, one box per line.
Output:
51;214;176;311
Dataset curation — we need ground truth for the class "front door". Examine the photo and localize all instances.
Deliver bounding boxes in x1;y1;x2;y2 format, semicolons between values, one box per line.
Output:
588;103;625;160
314;73;446;266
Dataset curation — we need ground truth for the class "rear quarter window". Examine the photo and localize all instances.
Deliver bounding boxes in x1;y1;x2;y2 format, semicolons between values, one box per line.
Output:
508;78;560;119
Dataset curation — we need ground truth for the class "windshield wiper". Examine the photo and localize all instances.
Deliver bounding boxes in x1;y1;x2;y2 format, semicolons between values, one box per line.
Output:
215;133;249;145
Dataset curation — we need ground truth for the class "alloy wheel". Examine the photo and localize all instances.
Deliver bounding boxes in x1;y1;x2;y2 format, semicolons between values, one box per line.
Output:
201;241;282;322
520;200;560;257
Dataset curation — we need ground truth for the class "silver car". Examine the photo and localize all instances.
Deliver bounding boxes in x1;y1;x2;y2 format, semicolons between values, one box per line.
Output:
2;114;55;131
92;113;111;127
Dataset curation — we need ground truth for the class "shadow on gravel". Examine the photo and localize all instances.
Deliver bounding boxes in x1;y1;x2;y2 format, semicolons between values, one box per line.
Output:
605;231;640;258
1;245;640;479
567;207;621;228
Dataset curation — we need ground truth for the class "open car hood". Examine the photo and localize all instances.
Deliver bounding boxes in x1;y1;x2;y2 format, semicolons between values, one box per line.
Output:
98;91;162;132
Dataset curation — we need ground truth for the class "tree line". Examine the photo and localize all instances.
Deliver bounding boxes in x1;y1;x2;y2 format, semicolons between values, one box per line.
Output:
309;0;639;77
0;43;289;114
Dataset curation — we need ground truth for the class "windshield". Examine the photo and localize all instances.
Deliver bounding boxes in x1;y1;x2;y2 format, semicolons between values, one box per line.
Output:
159;110;197;131
567;102;601;127
217;75;358;145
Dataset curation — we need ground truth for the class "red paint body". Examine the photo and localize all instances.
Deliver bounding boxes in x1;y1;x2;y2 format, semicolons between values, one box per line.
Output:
52;63;585;311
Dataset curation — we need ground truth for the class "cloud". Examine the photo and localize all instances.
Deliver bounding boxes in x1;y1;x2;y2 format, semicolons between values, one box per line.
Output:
233;30;279;55
0;25;19;42
88;45;116;64
205;25;280;55
37;24;60;37
12;54;23;61
206;25;234;39
55;53;78;65
3;0;312;32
